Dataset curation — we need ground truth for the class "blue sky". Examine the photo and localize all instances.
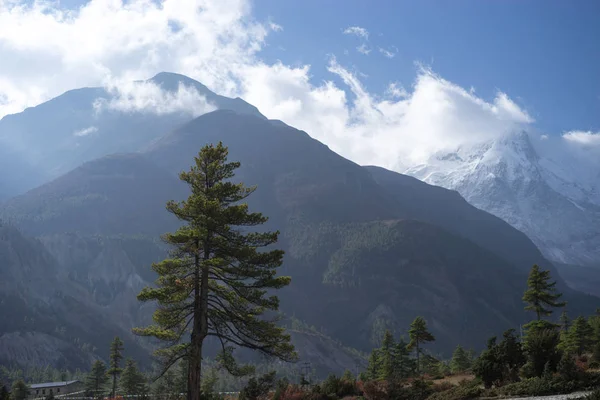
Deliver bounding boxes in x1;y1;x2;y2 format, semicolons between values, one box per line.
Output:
1;0;599;170
251;0;600;135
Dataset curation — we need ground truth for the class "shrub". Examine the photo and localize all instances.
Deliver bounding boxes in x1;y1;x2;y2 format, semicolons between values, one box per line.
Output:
427;379;482;400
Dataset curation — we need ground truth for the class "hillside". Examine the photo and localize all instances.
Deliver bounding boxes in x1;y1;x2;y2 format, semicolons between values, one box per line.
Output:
4;109;597;370
0;223;149;368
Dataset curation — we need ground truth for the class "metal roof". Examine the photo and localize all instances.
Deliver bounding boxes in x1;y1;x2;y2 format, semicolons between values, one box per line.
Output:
29;380;80;389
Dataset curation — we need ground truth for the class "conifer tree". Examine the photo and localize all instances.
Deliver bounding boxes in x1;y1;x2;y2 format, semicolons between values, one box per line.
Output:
10;380;28;400
560;310;570;332
366;349;381;380
108;336;124;399
120;359;147;396
450;345;471;374
395;338;415;379
565;316;594;356
0;385;8;400
378;330;396;381
522;264;566;320
406;316;435;375
134;142;295;400
85;360;108;398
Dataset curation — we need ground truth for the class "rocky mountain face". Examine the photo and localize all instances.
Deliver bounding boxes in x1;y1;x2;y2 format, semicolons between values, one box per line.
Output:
1;73;598;375
0;222;149;368
404;131;600;268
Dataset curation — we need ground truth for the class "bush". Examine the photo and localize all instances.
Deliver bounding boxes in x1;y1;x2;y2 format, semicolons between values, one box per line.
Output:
427;379;482;400
583;390;600;400
239;372;276;400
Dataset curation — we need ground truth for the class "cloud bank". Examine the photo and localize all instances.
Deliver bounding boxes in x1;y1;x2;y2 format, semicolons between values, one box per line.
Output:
94;80;216;116
0;0;595;174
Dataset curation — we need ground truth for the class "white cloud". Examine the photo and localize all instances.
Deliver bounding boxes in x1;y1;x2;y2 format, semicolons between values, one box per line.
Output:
343;26;369;40
562;131;600;146
356;44;371;55
0;0;590;176
73;126;98;137
94;80;216;116
378;47;397;59
268;19;283;32
0;0;268;117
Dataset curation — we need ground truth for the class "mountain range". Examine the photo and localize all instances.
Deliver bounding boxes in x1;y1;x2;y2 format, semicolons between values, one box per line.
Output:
1;72;598;375
404;130;600;269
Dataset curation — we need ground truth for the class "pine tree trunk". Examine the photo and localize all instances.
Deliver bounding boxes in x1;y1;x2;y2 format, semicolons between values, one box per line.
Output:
112;374;116;399
188;252;202;400
416;341;420;376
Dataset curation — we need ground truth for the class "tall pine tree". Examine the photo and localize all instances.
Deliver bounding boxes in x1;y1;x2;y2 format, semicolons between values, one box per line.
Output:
134;142;296;400
407;316;435;375
107;337;124;399
522;264;566;320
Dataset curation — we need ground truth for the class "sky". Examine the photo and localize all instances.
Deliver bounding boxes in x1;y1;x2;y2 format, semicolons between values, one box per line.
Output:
0;0;599;171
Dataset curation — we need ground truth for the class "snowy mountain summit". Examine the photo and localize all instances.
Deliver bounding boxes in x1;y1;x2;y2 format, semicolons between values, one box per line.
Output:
405;130;600;267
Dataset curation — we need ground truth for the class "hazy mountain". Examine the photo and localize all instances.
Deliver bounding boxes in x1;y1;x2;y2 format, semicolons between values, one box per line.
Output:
405;131;600;268
0;72;263;201
3;108;597;371
2;74;598;374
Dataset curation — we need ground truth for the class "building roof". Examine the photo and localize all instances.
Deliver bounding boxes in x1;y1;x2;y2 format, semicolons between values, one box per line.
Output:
29;380;80;389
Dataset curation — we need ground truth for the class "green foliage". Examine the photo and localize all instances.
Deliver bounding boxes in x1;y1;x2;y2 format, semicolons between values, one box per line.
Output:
472;330;525;388
522;320;561;378
0;386;8;400
562;316;595;356
85;360;108;397
427;379;482;400
449;345;471;374
522;264;566;320
319;373;360;399
239;371;276;400
557;353;580;381
200;367;221;400
407;316;435;375
365;333;415;382
134;142;296;399
120;359;148;396
107;336;124;398
10;380;28;400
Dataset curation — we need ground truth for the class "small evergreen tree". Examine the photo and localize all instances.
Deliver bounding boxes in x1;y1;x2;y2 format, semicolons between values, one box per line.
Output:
200;368;219;400
378;330;396;381
85;360;108;398
396;338;416;379
120;359;147;396
239;372;276;400
407;316;435;375
366;349;381;380
566;316;594;356
10;380;28;400
450;345;471;374
341;370;355;382
523;264;566;320
107;336;124;398
522;320;561;378
0;386;8;400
